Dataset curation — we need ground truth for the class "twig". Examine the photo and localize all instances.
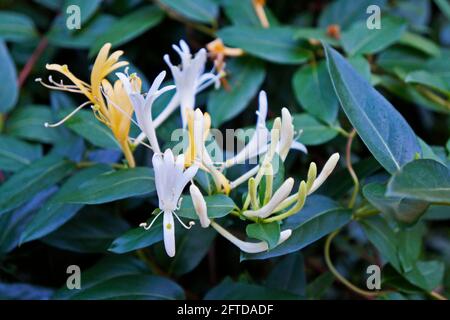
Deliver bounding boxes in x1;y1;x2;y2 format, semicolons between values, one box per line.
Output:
17;36;49;88
346;129;359;209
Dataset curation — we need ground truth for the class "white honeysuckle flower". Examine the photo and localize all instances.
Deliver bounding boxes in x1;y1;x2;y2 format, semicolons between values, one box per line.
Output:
243;177;295;219
190;184;210;228
308;152;340;194
116;71;175;153
164;40;221;128
225;91;306;169
210;221;292;253
139;149;199;257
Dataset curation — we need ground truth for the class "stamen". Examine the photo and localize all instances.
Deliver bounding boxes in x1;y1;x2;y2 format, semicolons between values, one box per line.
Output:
173;212;195;230
128;137;154;151
44;101;90;128
139;210;163;230
35;77;84;94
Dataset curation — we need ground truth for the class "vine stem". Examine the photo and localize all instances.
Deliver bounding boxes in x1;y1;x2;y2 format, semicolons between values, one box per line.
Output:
346;129;359;209
429;291;448;300
18;36;49;88
324;229;390;298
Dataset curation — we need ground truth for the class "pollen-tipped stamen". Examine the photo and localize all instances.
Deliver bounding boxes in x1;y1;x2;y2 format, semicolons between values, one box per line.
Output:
44;101;91;128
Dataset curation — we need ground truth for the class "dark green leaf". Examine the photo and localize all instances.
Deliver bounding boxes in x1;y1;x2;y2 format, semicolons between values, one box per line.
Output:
292;61;339;124
176;194;236;220
246;222;280;250
20;165;111;243
266;252;306;297
6;105;61;143
292;113;338;146
0;135;42;172
205;278;300;299
89;6;164;55
43;207;129;253
0;155;74;217
208;57;265;126
0;40;18;112
0;11;37;42
218;26;312;64
159;0;217;24
387;159;450;204
342;16;406;56
58;167;155;204
324;44;421;174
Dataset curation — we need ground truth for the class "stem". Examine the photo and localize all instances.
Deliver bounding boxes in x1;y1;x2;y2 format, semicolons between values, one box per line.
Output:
346;129;359;209
76;161;126;170
332;126;351;137
416;85;450;111
121;140;136;168
324;229;390;298
18;36;49;88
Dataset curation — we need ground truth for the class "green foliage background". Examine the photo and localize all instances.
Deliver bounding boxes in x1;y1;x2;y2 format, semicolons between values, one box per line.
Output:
0;0;449;300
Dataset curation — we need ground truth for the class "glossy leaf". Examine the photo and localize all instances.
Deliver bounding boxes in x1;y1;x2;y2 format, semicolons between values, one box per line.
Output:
159;0;218;24
0;155;74;217
218;26;312;64
292;113;338;146
0;11;37;42
246;222;280;250
0;135;42;172
0;40;18;112
386;159;450;204
176;194;236;220
324;44;421;174
292;61;339;124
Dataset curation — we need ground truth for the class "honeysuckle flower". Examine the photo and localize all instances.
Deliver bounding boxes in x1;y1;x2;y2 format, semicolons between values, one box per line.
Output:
36;43;137;166
224;91;306;169
206;38;244;86
163;40;221;128
190;184;293;253
252;0;270;28
116;71;175;153
140;149;198;257
186;108;231;194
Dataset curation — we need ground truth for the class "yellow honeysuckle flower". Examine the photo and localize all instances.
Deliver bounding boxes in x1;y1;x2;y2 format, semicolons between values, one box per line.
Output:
185;108;231;194
252;0;269;28
37;43;137;167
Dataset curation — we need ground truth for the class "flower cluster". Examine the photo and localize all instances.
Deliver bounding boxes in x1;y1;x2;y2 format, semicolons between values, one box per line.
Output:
39;40;339;258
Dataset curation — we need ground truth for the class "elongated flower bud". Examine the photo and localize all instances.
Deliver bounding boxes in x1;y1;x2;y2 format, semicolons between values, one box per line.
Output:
309;153;340;194
244;177;294;218
210;221;292;253
190;184;210;228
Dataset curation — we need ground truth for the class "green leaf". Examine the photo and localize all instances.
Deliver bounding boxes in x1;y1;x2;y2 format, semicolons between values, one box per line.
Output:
0;11;37;42
292;113;338;146
435;0;450;20
222;0;278;27
306;272;335;299
62;109;121;149
205;278;300;299
42;207;129;253
397;224;424;273
246;222;280;250
360;216;401;270
0;283;53;300
89;5;164;56
242;196;351;260
218;26;312;64
386;159;450;204
20;165;111;243
405;70;450;95
48;14;116;49
176;194;236;220
363;182;429;225
292;61;339;124
266;252;306;297
0;155;75;217
69;274;184;300
6;105;61;143
0;135;42;172
324;44;421;174
159;0;218;24
159;225;217;276
53;255;148;299
341;16;406;56
403;260;445;291
109;219;163;254
0;40;18;112
398;32;441;57
57;167;155;205
208;57;265;126
423;205;450;220
319;0;387;29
